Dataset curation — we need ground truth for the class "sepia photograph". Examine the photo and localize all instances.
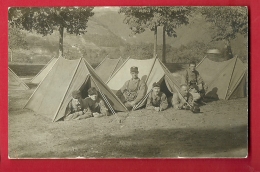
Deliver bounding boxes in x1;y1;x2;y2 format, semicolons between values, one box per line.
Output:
8;6;248;158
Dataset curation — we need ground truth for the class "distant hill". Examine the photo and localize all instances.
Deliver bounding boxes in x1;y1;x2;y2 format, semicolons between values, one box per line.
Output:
8;7;248;64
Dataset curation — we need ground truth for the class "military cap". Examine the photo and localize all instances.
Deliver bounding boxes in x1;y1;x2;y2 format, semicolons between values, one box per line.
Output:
152;82;160;88
88;87;98;96
130;66;139;73
72;90;81;99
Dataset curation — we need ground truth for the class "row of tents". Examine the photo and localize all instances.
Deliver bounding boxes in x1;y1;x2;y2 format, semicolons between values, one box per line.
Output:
9;55;247;122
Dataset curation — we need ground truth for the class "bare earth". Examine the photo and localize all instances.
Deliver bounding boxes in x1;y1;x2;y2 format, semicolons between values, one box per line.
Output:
8;84;248;158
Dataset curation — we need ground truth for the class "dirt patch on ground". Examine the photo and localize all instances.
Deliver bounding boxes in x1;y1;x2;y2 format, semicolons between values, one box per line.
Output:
8;86;248;158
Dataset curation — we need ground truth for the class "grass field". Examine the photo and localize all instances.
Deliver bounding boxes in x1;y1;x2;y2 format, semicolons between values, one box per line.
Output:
8;79;248;158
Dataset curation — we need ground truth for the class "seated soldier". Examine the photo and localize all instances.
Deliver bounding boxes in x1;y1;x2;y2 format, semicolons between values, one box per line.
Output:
181;61;206;104
117;66;146;110
83;87;109;117
146;82;168;112
63;90;92;121
172;84;194;110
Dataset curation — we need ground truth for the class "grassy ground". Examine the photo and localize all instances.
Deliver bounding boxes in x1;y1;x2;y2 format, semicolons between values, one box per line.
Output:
8;82;248;158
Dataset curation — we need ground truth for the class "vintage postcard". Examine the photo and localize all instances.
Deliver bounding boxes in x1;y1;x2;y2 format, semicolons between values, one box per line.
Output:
8;6;248;158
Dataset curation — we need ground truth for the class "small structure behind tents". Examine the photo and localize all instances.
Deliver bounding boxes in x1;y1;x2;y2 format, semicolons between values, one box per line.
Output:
30;57;58;84
196;56;247;100
24;57;128;122
106;57;180;110
95;56;124;82
8;67;29;90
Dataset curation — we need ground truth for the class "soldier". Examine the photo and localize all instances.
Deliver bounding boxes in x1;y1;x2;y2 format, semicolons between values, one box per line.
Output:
63;90;92;121
118;66;146;110
146;82;168;112
172;84;194;110
181;61;206;104
82;87;109;118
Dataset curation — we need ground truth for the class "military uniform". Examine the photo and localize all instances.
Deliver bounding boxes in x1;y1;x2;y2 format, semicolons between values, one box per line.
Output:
82;97;108;117
146;91;168;111
120;78;146;102
63;91;92;121
181;69;204;101
172;92;193;110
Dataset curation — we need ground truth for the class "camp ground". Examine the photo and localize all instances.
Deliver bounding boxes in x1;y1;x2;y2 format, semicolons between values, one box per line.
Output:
8;67;29;90
7;7;248;159
24;57;128;122
95;56;124;83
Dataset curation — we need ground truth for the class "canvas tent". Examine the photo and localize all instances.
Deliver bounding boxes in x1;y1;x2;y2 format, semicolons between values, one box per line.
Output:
24;57;128;122
8;67;29;90
31;57;58;84
95;56;124;82
196;56;247;100
106;57;180;110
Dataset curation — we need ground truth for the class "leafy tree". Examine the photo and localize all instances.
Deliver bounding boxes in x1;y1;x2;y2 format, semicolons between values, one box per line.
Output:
119;7;192;62
8;26;28;61
8;7;94;57
200;7;248;59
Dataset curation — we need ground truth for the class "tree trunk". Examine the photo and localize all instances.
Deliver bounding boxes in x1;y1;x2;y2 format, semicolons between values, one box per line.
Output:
224;39;233;60
162;25;166;63
153;25;157;58
58;25;64;57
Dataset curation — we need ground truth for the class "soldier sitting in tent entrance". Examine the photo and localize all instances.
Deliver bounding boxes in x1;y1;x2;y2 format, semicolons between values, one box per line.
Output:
181;61;206;104
146;82;168;112
82;87;109;117
117;66;146;110
63;90;92;121
172;84;194;110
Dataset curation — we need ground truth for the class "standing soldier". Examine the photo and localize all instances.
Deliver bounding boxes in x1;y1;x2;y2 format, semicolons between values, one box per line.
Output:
181;61;206;104
117;66;146;110
146;82;168;112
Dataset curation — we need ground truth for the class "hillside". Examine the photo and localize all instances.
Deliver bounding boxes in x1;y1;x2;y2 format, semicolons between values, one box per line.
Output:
8;7;248;64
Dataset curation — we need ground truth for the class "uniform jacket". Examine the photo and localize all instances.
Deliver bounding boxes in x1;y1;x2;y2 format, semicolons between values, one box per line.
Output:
146;91;168;111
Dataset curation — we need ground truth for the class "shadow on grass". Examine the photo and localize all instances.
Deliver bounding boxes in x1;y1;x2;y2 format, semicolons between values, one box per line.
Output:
18;124;248;158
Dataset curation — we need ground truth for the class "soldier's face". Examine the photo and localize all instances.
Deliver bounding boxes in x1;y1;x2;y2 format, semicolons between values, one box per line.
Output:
181;86;188;96
153;87;160;95
131;72;138;79
89;94;98;101
189;64;196;72
72;98;80;107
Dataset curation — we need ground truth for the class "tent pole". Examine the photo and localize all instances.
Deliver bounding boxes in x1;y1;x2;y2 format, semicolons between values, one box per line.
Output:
52;58;83;122
224;56;238;100
83;58;128;111
91;77;117;116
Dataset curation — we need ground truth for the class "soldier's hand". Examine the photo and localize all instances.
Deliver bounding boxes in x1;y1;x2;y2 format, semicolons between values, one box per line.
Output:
129;101;136;107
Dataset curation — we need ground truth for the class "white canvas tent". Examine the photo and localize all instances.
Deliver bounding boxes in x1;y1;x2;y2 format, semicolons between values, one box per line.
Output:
196;56;247;100
106;57;180;110
25;57;128;122
8;67;29;90
31;57;58;84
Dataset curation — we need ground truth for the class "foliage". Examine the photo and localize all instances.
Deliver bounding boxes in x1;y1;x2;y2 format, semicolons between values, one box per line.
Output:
8;26;28;50
9;7;94;36
119;7;193;37
200;7;248;42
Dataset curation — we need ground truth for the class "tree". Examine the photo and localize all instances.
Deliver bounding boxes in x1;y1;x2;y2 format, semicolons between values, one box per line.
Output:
8;7;94;57
8;26;28;62
200;7;248;59
119;7;192;62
